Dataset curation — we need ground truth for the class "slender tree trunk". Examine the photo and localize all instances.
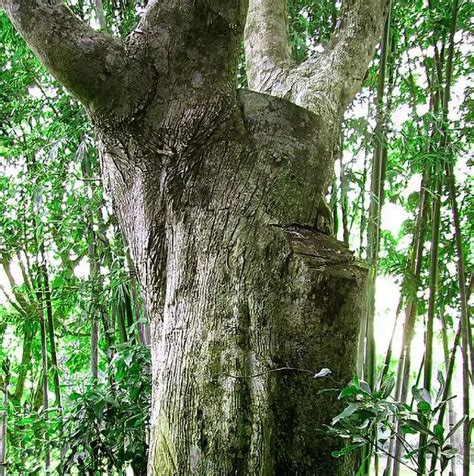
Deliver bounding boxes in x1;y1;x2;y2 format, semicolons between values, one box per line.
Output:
390;169;430;476
440;310;461;475
356;14;392;474
446;159;471;476
391;38;447;472
331;177;340;239
434;2;470;473
91;307;99;380
36;266;51;475
358;148;369;258
39;247;61;408
339;134;350;245
356;146;369;376
93;0;106;30
89;236;100;380
82;165;102;380
0;360;9;476
12;326;36;404
364;0;392;390
418;171;442;473
430;317;463;474
380;298;402;382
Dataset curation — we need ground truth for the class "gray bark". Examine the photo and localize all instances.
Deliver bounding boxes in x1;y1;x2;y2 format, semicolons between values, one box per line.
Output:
245;0;387;121
103;87;367;474
1;0;386;473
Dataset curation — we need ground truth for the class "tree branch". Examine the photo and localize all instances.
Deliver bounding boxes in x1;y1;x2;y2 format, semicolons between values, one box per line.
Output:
245;0;388;122
1;0;132;112
139;0;248;34
245;0;293;92
326;0;388;109
134;0;248;93
0;285;27;316
0;257;33;313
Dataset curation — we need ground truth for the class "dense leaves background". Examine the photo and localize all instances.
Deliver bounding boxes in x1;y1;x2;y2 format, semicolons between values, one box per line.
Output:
0;0;472;474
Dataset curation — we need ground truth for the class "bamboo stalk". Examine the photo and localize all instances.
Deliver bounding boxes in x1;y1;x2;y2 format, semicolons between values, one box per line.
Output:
0;360;9;476
392;17;448;470
35;262;51;475
436;309;462;475
12;326;36;405
391;134;431;476
380;298;403;384
432;1;469;473
40;247;61;408
445;158;470;476
385;49;428;475
428;275;472;475
418;170;442;473
89;235;100;380
359;5;393;474
364;0;392;387
358;146;368;259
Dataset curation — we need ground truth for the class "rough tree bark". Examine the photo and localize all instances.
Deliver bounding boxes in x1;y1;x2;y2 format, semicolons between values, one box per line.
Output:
1;0;386;473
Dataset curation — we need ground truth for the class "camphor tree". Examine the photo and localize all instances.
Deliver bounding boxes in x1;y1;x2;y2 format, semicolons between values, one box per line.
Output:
1;0;387;474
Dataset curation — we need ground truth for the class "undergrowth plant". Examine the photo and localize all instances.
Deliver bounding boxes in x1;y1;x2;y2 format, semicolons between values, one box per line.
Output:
326;373;465;475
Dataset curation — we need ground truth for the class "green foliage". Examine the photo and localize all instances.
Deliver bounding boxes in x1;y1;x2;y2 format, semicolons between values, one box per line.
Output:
288;0;337;61
6;406;63;474
4;344;151;475
327;373;464;474
63;344;151;474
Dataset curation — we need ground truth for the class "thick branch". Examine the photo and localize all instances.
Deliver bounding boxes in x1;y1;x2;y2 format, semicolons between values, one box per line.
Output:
1;0;130;112
139;0;248;34
244;0;293;92
245;0;387;122
134;0;248;93
326;0;388;109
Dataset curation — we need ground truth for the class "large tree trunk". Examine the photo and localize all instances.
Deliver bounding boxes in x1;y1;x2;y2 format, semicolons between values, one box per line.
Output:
1;0;387;473
99;90;366;474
